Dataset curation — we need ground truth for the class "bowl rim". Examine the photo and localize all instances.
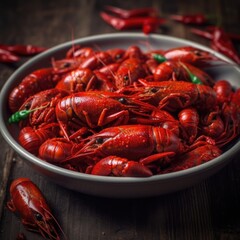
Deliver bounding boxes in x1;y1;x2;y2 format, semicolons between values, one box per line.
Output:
0;32;240;184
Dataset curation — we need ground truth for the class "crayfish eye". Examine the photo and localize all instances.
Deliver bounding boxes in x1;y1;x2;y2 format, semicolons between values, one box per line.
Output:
115;54;122;60
118;98;127;104
194;50;202;56
35;213;43;221
95;138;104;144
24;103;31;110
123;75;130;86
61;62;71;68
150;88;158;93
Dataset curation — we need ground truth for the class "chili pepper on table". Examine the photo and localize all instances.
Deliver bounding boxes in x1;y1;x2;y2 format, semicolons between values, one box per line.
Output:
0;44;46;56
100;11;164;33
191;27;240;41
0;48;19;63
16;233;27;240
190;28;214;40
142;18;162;34
104;5;158;18
218;32;240;41
170;14;208;25
190;27;240;64
206;26;240;41
211;28;240;64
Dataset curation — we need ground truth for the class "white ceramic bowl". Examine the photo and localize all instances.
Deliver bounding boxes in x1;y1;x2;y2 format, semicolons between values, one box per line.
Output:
1;33;240;198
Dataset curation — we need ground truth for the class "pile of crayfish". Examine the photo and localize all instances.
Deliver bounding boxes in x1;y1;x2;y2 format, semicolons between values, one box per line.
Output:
8;44;240;177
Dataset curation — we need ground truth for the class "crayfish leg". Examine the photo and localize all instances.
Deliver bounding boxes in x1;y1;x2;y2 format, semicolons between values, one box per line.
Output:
97;109;129;126
140;152;176;165
6;199;16;212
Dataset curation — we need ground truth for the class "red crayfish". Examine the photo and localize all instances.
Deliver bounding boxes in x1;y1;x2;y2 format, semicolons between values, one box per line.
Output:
91;156;153;177
7;44;240;177
120;79;217;112
7;178;66;240
8;68;59;113
73;125;183;162
55;91;157;139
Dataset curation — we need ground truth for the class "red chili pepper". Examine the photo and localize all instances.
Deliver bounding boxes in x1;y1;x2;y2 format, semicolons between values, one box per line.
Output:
104;5;158;18
190;28;213;40
16;232;27;240
191;27;240;63
223;33;240;41
0;44;46;56
191;27;240;42
211;28;240;64
170;14;207;25
142;18;161;34
0;49;20;63
206;26;240;41
100;11;164;33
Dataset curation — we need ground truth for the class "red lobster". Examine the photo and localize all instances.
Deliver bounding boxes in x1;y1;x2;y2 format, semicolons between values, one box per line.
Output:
161;144;222;173
55;68;97;93
213;80;233;104
153;61;214;86
106;48;126;62
178;107;199;144
209;80;240;147
66;45;95;60
39;138;81;164
8;68;59;113
55;91;157;139
216;88;240;147
79;51;113;70
91;156;152;177
18;88;68;128
114;57;147;89
7;178;66;240
38;138;93;173
162;46;215;66
18;123;60;155
123;79;217;112
74;125;184;163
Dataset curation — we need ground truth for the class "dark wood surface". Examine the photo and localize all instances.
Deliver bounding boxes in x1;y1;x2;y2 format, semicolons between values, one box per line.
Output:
1;0;240;239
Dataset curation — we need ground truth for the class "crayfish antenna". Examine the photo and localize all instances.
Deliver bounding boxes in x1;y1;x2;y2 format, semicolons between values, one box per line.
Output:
138;39;154;52
38;205;68;240
203;60;240;69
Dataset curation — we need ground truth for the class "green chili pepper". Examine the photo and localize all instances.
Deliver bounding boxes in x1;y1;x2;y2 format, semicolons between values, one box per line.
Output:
181;63;203;84
153;53;167;63
8;109;33;123
8;104;49;124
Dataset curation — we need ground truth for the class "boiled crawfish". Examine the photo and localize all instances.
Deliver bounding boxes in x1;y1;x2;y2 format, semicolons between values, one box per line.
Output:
55;91;157;139
73;125;184;164
114;57;147;89
162;46;215;66
8;68;59;113
18;88;68;128
18;123;60;155
7;178;66;240
121;79;216;112
161;144;222;173
55;68;97;93
152;60;214;86
7;44;240;177
91;156;152;177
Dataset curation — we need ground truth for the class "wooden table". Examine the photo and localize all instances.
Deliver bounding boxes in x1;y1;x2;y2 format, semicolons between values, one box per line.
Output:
1;0;240;239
